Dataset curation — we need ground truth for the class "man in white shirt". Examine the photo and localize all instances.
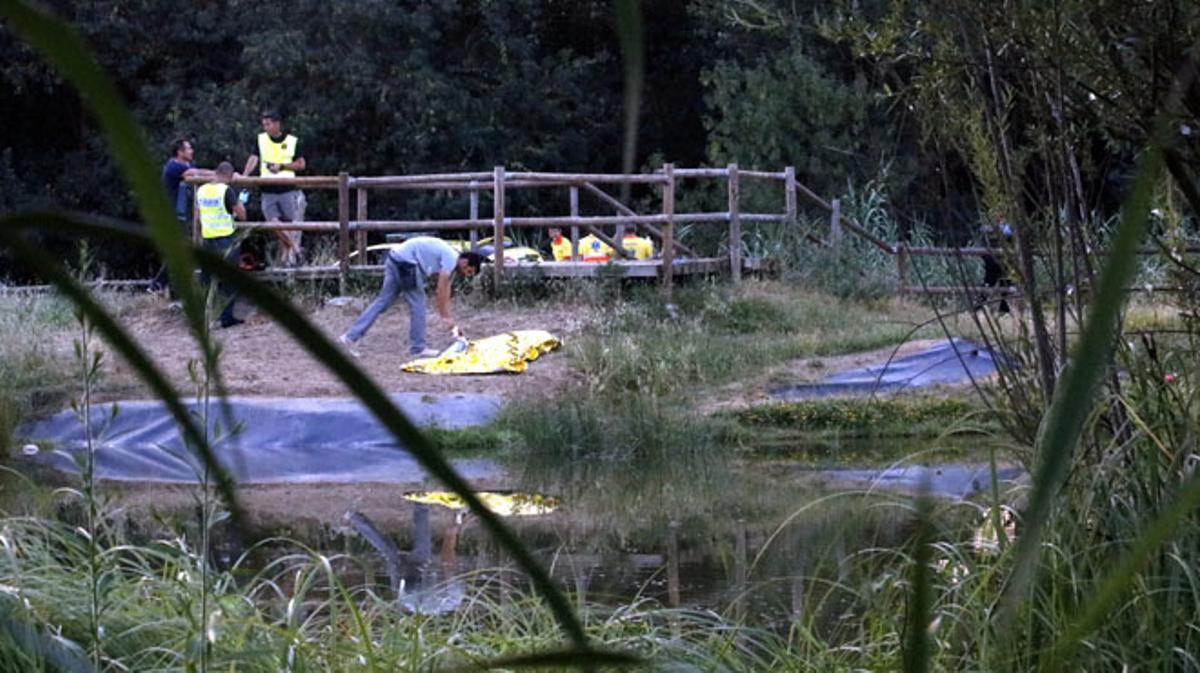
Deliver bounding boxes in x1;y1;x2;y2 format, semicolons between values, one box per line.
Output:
339;237;485;357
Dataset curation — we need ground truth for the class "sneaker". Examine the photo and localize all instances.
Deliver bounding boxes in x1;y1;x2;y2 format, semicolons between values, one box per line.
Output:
337;333;361;358
219;317;245;329
413;348;441;358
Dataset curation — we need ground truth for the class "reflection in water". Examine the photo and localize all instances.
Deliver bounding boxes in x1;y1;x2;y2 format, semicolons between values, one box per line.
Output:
347;504;466;616
510;440;918;631
332;436;977;632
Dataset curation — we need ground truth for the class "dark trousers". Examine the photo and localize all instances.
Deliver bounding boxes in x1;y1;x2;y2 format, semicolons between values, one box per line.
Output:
148;217;191;292
200;235;240;325
980;254;1011;314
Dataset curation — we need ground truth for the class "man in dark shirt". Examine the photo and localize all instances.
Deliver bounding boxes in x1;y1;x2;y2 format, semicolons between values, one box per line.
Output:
149;138;213;293
243;109;306;267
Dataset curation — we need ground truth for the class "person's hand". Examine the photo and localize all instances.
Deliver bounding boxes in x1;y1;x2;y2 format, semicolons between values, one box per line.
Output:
267;162;280;173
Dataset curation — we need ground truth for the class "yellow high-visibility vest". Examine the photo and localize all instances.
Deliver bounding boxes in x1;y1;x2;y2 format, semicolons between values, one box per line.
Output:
620;235;654;260
197;183;234;239
550;236;574;261
257;132;298;178
579;234;613;262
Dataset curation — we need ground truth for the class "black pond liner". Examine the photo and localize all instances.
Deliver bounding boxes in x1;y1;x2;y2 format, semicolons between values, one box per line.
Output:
17;394;504;484
771;338;1005;399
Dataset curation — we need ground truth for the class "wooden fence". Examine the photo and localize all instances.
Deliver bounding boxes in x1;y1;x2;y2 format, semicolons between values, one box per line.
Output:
186;165;1197;298
189;164;811;291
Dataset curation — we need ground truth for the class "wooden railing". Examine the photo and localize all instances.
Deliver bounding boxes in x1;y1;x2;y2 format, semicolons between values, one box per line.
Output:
188;164;805;291
186;166;1197;297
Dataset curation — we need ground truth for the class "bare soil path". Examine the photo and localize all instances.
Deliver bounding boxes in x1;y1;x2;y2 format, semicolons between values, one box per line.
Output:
102;293;586;401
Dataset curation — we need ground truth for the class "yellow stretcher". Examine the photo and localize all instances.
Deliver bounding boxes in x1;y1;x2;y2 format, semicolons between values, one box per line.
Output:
401;329;561;375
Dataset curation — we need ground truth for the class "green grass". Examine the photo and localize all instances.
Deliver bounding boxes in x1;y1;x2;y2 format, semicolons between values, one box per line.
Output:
729;397;988;437
0;293;87;457
567;280;943;401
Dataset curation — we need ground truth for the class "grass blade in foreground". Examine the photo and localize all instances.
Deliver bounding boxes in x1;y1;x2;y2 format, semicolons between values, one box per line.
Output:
902;492;934;673
0;213;614;661
1043;473;1200;670
0;214;244;532
0;0;607;658
0;0;205;345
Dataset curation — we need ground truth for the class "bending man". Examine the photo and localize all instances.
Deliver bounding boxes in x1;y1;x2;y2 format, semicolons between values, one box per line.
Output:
340;237;485;357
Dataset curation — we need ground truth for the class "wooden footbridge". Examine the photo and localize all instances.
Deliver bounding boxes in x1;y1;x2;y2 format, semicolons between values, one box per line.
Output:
169;164;1193;298
188;164;827;291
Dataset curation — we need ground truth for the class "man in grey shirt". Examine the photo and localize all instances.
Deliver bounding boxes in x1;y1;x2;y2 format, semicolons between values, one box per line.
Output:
340;237;486;357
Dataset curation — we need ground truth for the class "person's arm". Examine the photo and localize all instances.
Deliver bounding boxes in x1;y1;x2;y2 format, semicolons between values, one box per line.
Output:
182;167;215;180
243;154;258;176
224;188;247;221
435;271;454;329
285;155;306;172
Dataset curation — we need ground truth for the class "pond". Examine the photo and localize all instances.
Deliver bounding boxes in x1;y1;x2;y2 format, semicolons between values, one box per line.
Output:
206;437;1011;633
12;398;1016;633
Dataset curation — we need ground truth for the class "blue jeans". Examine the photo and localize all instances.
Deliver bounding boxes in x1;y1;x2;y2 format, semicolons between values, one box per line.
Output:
345;255;427;354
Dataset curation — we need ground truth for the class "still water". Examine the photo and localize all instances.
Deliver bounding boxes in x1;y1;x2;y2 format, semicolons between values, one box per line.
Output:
306;441;995;631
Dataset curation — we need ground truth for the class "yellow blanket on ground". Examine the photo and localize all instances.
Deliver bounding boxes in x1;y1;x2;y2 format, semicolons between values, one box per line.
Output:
401;330;561;375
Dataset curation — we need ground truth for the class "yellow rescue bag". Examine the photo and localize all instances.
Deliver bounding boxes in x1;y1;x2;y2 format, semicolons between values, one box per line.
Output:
401;329;560;374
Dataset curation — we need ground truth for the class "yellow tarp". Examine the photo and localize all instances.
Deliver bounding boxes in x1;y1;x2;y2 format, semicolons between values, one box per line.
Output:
402;491;560;516
401;329;561;375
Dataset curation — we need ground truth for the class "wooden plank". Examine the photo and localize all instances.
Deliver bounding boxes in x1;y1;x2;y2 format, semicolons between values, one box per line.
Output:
469;184;479;250
355;188;368;266
569;186;580;261
234;221;341;231
224;176;340;188
508;171;667;184
350;172;494;187
784;166;796;221
662;163;675;292
728;163;741;283
740;213;788;223
337;172;350;284
669;168;728;178
739;169;787;179
350;179;564;191
493;166;505;287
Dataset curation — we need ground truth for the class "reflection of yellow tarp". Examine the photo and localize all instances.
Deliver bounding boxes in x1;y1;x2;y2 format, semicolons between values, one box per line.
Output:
401;330;560;375
403;491;560;517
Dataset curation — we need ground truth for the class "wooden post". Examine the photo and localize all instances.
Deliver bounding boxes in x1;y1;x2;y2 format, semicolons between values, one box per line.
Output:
355;188;368;266
469;182;479;250
337;172;350;292
830;197;843;248
784;166;797;222
569;185;580;261
897;243;908;288
661;163;675;293
492;166;505;289
728;163;741;283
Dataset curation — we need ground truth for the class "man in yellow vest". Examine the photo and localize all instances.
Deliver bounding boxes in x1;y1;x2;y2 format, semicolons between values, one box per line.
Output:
243;109;306;267
620;225;655;260
547;227;576;261
578;232;614;262
198;162;248;328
